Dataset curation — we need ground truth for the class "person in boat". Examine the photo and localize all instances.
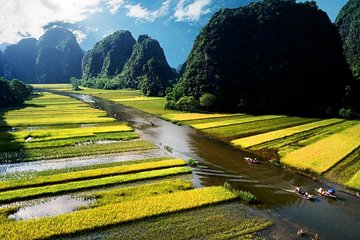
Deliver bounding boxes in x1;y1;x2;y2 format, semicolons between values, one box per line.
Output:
317;187;328;195
295;187;304;195
327;188;336;196
304;192;313;198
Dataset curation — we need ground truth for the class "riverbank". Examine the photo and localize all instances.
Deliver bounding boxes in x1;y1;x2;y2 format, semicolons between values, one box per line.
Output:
39;84;360;191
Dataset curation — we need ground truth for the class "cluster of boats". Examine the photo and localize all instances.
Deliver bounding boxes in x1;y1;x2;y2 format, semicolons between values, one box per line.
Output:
293;186;337;200
243;156;338;200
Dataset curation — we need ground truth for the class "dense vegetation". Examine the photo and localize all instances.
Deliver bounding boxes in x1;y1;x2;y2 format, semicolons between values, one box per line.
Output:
82;30;136;80
0;77;32;107
0;27;83;84
167;0;353;117
81;34;175;96
336;0;360;81
120;35;174;93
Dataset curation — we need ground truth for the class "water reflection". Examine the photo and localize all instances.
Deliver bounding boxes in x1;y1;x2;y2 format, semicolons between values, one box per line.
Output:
9;195;92;220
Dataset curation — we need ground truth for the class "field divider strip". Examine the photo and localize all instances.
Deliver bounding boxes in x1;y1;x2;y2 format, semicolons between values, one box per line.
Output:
0;159;186;192
0;166;192;204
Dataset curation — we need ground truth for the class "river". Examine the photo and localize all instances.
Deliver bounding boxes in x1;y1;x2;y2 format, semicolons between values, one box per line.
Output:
80;93;360;240
4;92;360;239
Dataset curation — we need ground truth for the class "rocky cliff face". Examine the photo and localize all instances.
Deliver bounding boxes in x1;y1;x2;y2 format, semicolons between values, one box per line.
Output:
1;38;38;83
336;0;360;81
82;30;136;79
120;35;174;89
172;0;352;116
36;27;83;83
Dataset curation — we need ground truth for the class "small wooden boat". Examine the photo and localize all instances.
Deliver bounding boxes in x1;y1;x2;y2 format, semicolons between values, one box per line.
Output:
244;157;260;164
293;187;315;200
316;188;337;199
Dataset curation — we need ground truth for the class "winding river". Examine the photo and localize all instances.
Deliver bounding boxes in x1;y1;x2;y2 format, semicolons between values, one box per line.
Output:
84;94;360;240
3;92;360;239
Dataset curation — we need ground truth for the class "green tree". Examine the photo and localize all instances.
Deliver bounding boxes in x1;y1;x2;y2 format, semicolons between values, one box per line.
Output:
70;77;81;91
199;93;216;111
0;77;32;106
175;96;199;112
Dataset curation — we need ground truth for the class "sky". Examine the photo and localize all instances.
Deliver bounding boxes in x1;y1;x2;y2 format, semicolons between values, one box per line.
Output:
0;0;348;68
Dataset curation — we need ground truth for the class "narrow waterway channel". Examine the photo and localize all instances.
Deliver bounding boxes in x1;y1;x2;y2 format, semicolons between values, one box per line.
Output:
2;92;359;239
73;93;360;240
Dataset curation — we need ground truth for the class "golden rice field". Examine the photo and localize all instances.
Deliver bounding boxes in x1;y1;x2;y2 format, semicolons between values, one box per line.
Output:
0;92;155;161
0;155;269;239
281;123;360;174
347;170;360;189
0;187;239;240
0;159;186;191
191;115;283;130
231;118;343;148
0;87;270;239
162;113;239;122
41;87;360;190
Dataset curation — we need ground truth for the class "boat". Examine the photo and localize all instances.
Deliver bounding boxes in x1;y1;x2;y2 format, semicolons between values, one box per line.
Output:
244;157;260;164
315;187;337;199
294;187;315;200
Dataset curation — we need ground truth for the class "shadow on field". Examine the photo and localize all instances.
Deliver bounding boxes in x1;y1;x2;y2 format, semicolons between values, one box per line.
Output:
0;94;44;163
0;107;23;163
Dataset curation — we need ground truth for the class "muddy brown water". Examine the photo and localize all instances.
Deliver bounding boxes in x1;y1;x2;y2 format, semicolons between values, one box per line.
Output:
2;92;360;239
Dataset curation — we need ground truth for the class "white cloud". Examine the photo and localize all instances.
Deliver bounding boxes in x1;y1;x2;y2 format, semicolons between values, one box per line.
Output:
124;0;171;22
0;0;102;44
72;29;87;43
174;0;211;22
106;0;125;14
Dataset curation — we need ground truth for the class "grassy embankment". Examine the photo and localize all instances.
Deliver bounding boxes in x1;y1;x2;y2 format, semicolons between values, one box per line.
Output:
39;85;360;190
0;92;156;162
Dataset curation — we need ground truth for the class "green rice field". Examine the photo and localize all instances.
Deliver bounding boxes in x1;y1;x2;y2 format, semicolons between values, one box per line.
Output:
40;85;360;190
0;92;156;161
0;156;269;239
0;87;270;239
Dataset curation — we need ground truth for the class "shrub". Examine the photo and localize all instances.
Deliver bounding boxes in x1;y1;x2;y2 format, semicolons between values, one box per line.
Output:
339;108;357;119
223;181;257;204
176;96;199;112
187;158;199;166
199;93;216;111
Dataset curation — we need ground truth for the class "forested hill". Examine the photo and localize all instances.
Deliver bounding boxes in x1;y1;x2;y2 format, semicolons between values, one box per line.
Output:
0;27;83;84
82;30;136;80
36;27;83;84
336;0;360;81
82;33;175;96
166;0;353;117
120;35;175;93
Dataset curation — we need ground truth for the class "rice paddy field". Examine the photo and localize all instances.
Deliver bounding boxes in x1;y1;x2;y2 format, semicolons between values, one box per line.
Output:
37;85;360;191
0;92;157;162
0;156;270;239
0;87;271;239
